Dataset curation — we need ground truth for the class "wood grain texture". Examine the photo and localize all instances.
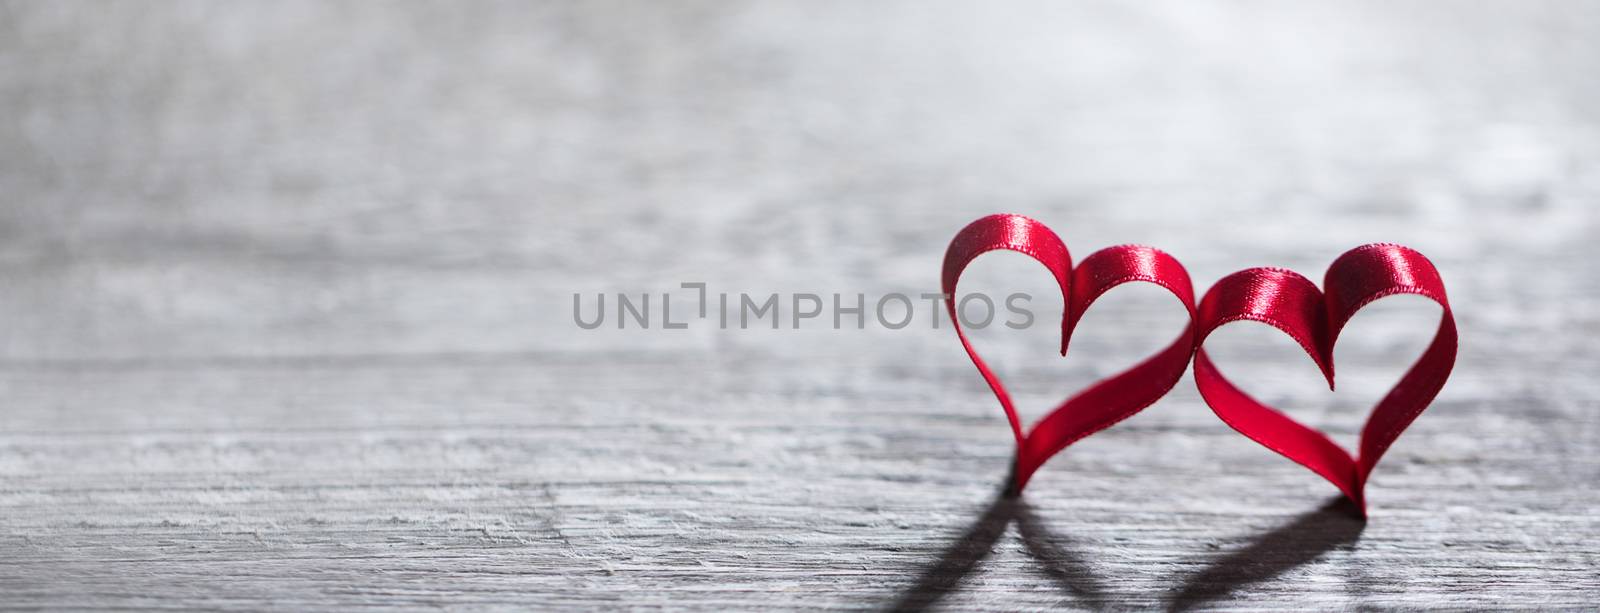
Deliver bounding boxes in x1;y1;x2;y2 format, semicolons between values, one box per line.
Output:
1;1;1597;610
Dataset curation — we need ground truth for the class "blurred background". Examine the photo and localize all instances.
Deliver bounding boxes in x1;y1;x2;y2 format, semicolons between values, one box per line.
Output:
1;1;1596;609
3;1;1595;360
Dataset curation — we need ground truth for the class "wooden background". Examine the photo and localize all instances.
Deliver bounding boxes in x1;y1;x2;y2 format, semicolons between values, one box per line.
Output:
1;1;1596;610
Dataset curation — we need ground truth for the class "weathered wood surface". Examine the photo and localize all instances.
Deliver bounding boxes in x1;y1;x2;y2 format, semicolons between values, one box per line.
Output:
1;1;1597;610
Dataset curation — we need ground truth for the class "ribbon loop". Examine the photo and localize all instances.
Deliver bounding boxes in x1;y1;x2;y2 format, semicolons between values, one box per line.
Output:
1193;244;1457;515
942;215;1197;493
942;214;1072;447
1324;244;1456;485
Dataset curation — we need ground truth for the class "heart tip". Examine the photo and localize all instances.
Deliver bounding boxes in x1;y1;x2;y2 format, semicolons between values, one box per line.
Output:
1345;496;1369;521
1321;493;1368;520
1004;458;1026;498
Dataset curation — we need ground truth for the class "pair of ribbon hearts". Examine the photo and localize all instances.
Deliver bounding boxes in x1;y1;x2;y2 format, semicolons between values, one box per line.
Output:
943;214;1457;515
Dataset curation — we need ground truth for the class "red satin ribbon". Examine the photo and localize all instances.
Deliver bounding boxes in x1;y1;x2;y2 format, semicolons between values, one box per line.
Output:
1193;244;1457;515
942;214;1197;494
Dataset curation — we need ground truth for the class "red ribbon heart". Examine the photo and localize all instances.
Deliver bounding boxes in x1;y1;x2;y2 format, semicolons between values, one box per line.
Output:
1193;244;1457;515
942;214;1197;494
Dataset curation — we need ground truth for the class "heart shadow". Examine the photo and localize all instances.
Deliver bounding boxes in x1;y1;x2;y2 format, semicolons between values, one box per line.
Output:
886;473;1108;612
1165;497;1366;612
885;485;1363;611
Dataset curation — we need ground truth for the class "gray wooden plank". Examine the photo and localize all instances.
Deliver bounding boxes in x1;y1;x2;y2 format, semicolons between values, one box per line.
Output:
0;1;1597;610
